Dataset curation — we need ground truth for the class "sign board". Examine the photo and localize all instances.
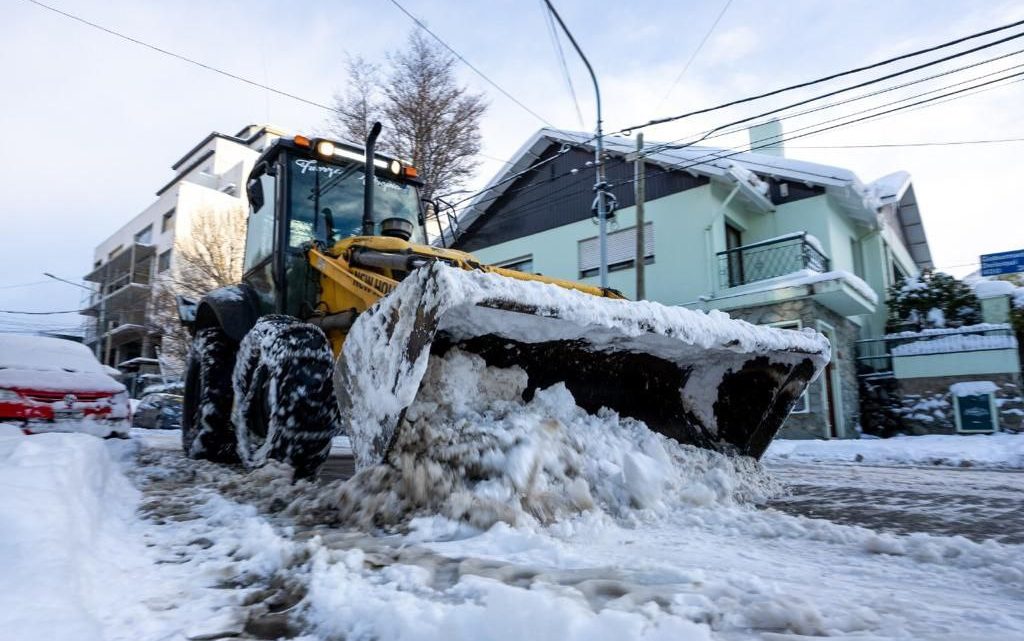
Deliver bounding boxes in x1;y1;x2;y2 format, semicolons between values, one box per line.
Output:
980;249;1024;276
953;393;997;433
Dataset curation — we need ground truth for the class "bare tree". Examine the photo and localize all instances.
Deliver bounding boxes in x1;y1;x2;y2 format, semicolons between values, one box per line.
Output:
327;56;383;144
151;205;247;364
327;30;488;201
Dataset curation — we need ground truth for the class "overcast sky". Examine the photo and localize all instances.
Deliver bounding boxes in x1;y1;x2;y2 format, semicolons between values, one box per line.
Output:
3;0;1023;334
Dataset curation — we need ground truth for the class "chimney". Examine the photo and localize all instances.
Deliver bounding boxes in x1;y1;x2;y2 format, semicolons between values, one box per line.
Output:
748;118;784;157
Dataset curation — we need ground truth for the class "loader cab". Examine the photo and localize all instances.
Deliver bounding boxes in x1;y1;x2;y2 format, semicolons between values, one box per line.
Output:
242;135;425;318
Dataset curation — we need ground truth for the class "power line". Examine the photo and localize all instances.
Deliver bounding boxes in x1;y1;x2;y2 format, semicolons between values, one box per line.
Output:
23;0;338;113
617;69;1024;190
541;0;585;128
386;0;553;126
643;46;1024;157
616;17;1024;135
656;0;733;110
787;136;1024;149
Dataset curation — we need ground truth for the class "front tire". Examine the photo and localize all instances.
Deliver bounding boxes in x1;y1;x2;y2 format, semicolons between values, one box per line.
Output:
182;327;240;463
232;316;340;479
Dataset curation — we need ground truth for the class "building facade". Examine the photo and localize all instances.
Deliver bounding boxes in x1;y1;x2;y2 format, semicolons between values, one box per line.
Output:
83;125;283;383
451;127;933;439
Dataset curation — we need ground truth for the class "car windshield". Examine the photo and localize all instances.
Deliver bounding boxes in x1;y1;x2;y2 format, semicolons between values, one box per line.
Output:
287;156;423;247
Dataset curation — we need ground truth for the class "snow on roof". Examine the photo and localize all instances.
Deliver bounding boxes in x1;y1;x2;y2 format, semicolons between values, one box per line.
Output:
719;268;879;305
458;128;920;242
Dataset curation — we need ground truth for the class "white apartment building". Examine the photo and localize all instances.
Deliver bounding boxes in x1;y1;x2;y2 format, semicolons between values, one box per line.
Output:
84;124;283;378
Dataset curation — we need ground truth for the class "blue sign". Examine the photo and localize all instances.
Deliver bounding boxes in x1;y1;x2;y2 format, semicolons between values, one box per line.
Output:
980;249;1024;276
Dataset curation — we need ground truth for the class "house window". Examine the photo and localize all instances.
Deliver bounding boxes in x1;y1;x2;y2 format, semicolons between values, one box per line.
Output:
851;238;864;279
578;222;654;278
766;320;809;414
725;221;744;287
108;244;123;259
134;224;153;245
495;255;534;273
158;249;172;273
162;209;175;233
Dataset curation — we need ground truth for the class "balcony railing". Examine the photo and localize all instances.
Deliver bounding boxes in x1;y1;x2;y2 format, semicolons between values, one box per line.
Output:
717;232;829;289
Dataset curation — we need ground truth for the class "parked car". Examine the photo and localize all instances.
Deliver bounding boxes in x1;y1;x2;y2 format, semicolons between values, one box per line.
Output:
132;393;183;430
0;335;130;437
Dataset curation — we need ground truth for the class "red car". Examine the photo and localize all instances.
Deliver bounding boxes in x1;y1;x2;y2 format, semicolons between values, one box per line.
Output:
0;335;130;437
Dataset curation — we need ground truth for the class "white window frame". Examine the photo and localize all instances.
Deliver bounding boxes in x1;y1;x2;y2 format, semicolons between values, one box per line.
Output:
578;222;654;279
494;254;534;273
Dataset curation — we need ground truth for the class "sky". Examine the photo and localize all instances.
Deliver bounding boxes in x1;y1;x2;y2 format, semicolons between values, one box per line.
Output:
2;0;1023;334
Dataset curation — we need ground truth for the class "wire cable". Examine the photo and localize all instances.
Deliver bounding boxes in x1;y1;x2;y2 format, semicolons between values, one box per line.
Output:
615;17;1024;135
655;0;733;111
386;0;553;126
642;47;1024;157
787;136;1024;149
541;0;585;128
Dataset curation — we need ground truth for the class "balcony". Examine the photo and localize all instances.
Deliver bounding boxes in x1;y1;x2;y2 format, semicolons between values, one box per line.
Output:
705;232;876;318
717;232;829;289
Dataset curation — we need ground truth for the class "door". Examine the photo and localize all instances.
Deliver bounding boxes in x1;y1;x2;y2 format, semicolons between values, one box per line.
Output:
725;222;744;287
816;320;844;439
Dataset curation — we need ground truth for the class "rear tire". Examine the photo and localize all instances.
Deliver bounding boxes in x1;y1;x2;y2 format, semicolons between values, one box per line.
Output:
232;316;340;479
182;327;240;463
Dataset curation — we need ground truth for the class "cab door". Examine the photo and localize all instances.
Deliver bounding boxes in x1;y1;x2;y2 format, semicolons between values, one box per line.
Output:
242;162;280;316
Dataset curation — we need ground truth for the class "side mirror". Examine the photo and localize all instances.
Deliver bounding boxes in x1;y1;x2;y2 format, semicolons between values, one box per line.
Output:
247;177;264;211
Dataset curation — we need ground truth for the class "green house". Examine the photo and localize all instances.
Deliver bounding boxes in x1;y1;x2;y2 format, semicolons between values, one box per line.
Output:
451;128;933;440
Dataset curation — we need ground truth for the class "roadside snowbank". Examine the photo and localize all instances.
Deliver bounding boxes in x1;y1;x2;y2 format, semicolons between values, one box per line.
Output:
765;433;1024;469
0;428;243;641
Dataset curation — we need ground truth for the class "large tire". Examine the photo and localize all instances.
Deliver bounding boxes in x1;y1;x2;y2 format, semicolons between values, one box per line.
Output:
182;327;240;463
232;316;340;479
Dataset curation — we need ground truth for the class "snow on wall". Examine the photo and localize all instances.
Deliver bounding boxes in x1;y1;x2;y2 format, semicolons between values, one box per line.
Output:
949;381;999;397
891;333;1018;356
973;279;1017;298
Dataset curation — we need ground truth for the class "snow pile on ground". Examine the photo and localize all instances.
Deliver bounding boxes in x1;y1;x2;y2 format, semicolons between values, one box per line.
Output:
0;428;251;641
332;349;777;530
766;433;1024;468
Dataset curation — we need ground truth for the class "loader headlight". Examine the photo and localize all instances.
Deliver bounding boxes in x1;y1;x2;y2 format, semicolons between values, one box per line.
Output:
389;160;402;175
315;140;336;158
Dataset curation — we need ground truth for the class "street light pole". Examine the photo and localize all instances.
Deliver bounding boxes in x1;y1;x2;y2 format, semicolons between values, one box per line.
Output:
543;0;611;288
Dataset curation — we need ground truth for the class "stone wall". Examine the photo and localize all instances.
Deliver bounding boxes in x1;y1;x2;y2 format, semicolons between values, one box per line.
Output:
895;374;1023;434
726;298;860;439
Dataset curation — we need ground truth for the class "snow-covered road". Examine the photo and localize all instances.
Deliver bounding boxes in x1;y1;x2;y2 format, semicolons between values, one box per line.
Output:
768;461;1024;544
4;427;1024;640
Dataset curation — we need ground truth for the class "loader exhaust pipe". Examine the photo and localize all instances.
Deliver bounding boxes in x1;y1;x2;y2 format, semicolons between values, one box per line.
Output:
362;121;383;236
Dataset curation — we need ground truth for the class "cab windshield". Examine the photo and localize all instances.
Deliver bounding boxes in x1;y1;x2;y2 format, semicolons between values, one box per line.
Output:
287;156;423;247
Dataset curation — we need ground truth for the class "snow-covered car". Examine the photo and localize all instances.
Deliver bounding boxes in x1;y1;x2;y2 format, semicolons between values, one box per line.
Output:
0;335;130;437
131;393;183;430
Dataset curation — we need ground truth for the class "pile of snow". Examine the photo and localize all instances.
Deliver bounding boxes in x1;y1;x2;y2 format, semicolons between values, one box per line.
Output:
884;322;1011;339
332;349;777;530
0;334;123;393
723;267;878;304
765;433;1024;469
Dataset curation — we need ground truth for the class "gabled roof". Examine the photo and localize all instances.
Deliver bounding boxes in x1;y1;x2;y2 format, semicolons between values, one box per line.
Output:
459;129;931;268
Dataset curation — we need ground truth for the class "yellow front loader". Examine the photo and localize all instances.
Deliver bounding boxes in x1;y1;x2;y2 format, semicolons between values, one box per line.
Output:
180;125;829;479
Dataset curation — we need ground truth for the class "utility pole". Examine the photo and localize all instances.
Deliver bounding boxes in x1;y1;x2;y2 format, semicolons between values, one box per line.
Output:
543;0;612;288
634;133;646;300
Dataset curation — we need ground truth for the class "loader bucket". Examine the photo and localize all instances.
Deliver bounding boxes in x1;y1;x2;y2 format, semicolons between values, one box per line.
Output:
335;262;830;471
